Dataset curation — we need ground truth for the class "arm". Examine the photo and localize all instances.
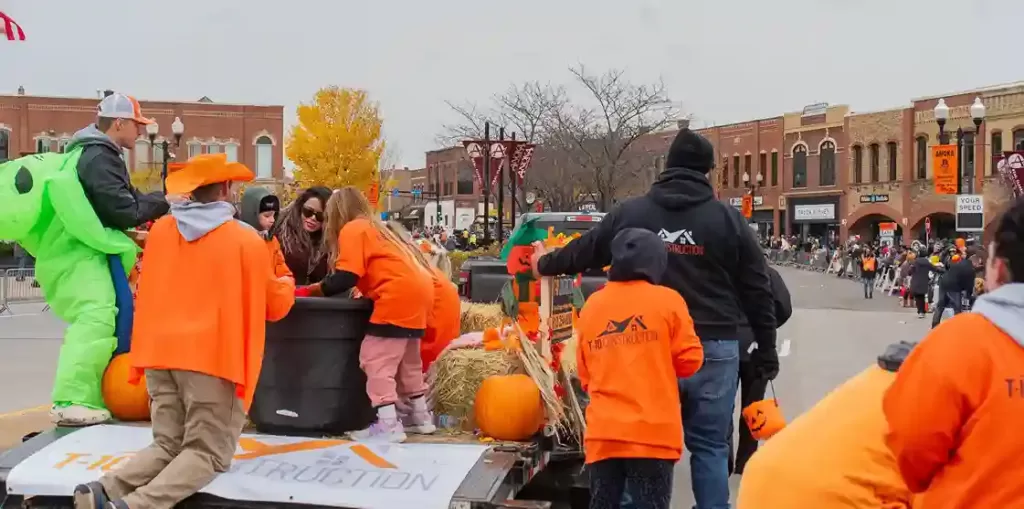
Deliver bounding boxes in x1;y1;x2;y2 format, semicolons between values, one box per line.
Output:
667;292;704;378
77;146;169;230
732;211;777;350
883;325;974;493
319;221;367;297
536;209;620;277
269;238;294;279
242;234;295;322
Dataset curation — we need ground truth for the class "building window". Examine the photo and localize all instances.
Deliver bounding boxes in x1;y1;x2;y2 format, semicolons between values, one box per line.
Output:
135;140;150;168
255;135;273;179
35;137;52;154
915;136;927;179
188;142;202;159
57;138;70;154
770;151;778;186
225;143;239;162
851;145;863;183
732;155;740;188
0;129;9;161
819;141;836;186
457;161;474;194
887;142;898;182
1014;129;1024;151
869;143;880;183
721;157;729;188
792;145;807;188
743;154;752;185
990;131;1002;176
207;143;222;155
759;152;767;186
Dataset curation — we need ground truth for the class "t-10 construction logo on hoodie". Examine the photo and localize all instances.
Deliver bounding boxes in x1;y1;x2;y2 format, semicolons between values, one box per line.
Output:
657;228;705;256
592;315;658;350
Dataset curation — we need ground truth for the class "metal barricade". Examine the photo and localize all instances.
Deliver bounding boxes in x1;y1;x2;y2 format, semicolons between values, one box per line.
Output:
1;268;47;314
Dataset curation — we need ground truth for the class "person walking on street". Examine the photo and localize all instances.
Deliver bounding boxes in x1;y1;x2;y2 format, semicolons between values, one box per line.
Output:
908;250;938;319
530;128;777;509
861;249;877;299
930;248;982;327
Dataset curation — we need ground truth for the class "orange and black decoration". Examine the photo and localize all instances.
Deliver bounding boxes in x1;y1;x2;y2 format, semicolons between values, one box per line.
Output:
741;194;754;219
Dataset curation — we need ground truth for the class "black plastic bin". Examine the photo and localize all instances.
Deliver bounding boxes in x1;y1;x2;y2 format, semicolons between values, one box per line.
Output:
249;296;376;435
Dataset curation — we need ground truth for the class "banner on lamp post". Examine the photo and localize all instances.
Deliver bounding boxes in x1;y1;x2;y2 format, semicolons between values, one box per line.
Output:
932;145;958;195
462;141;486;186
995;151;1024;198
510;143;535;182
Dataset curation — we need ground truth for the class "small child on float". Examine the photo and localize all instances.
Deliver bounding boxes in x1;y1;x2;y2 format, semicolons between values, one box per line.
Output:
239;187;292;278
575;228;704;509
386;222;461;374
313;187;436;442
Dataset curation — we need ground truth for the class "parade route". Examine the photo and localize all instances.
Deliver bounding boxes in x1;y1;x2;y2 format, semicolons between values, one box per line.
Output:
0;267;930;506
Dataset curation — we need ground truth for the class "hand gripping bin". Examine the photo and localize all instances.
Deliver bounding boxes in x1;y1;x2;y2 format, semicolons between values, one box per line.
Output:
249;297;376;435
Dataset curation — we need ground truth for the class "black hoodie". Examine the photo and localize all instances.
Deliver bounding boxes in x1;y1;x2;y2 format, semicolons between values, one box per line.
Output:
538;167;777;350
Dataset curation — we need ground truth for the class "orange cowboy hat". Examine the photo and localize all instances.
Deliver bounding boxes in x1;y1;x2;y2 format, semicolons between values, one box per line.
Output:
165;153;253;195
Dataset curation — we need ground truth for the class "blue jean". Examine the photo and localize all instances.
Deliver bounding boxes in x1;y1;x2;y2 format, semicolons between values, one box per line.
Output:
862;276;874;298
620;339;739;509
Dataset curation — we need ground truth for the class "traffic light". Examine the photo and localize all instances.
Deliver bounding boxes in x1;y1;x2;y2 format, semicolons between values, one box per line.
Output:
412;189;422;198
436;211;443;224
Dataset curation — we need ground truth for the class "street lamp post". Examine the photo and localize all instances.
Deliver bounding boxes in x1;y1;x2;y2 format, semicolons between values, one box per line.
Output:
969;97;986;195
146;117;185;194
934;98;950;145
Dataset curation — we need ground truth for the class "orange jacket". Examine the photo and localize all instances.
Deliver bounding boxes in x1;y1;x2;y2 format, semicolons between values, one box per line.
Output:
421;267;461;372
267;236;292;279
884;288;1024;507
576;280;703;464
130;208;295;411
739;364;915;508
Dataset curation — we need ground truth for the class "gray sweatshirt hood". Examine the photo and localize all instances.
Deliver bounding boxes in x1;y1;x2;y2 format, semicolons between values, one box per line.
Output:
170;201;245;242
972;283;1024;347
66;124;122;153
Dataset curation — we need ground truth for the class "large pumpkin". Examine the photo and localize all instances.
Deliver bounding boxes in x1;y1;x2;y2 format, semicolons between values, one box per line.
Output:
102;354;150;421
474;374;545;441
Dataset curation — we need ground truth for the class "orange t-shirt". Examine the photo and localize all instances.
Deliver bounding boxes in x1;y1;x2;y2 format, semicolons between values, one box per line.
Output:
421;267;461;371
130;215;295;410
268;236;292;279
335;218;433;334
884;313;1024;508
576;280;704;465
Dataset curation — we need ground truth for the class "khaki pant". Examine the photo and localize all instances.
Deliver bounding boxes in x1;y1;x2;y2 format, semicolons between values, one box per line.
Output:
99;370;246;509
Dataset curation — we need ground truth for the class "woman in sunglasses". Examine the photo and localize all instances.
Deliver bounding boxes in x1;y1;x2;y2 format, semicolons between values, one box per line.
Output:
273;186;331;286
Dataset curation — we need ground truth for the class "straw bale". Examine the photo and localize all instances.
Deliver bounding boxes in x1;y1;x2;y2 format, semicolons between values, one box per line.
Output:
460;302;504;333
430;347;520;425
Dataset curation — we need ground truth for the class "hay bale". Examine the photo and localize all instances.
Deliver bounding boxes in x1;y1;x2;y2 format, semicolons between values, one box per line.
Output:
430;347;520;424
460;302;504;334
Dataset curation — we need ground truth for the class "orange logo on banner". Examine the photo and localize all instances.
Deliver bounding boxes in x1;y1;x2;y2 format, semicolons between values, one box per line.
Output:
741;195;754;218
932;145;958;195
367;179;380;209
879;222;897;232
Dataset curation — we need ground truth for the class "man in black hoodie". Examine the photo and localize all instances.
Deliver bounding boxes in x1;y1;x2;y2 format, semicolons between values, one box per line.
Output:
930;249;982;327
530;128;777;508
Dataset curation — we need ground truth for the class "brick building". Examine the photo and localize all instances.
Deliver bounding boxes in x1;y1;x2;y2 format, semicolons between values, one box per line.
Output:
0;89;285;181
698;117;785;237
780;104;849;240
843;107;913;241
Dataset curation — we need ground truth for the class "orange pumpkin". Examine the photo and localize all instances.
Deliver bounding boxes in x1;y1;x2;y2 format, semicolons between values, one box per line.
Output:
742;398;786;440
102;354;151;421
474;374;545;441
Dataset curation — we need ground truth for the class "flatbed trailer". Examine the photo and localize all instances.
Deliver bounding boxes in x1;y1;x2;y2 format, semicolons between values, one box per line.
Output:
0;426;587;509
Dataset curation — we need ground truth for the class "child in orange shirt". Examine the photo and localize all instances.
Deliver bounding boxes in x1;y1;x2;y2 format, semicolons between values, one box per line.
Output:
576;228;704;509
315;187;436;443
240;187;292;278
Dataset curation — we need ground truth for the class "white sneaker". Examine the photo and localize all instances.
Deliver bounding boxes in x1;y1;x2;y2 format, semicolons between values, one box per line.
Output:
51;405;111;427
400;396;437;434
350;404;407;443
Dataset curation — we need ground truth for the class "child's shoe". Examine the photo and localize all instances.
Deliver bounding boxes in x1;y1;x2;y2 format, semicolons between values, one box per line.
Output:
52;404;111;427
350;404;407;443
400;395;437;435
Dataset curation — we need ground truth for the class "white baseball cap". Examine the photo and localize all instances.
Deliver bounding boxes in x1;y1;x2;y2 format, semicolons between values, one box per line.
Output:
97;93;153;125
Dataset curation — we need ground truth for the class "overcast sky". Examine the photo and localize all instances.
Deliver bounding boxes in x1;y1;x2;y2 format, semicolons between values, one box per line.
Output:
2;0;1022;168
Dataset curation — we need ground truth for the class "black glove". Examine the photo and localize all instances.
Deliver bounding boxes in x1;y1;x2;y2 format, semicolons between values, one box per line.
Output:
750;344;780;380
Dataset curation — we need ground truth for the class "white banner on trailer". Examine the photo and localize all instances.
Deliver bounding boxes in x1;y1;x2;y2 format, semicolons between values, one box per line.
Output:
7;425;488;509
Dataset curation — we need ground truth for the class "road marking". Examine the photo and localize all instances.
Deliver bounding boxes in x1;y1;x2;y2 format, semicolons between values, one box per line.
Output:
0;312;46;319
0;404;48;418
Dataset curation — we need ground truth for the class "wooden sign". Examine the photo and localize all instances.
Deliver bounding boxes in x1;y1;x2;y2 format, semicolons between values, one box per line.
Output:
932;145;958;195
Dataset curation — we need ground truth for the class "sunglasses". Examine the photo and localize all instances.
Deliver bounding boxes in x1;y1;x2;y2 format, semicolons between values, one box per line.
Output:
302;207;324;222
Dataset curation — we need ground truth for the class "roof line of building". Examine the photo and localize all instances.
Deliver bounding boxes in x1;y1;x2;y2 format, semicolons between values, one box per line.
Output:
910;80;1024;102
0;92;284;109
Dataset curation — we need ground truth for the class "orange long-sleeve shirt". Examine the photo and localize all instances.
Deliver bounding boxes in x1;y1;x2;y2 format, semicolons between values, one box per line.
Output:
130;213;295;411
267;236;293;279
884;312;1024;507
576;280;703;465
421;268;461;372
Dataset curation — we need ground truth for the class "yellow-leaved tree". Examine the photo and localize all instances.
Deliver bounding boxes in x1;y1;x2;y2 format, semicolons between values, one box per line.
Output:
286;87;386;193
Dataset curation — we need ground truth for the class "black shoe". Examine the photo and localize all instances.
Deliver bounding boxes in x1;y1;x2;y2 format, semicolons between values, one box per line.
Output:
73;482;110;509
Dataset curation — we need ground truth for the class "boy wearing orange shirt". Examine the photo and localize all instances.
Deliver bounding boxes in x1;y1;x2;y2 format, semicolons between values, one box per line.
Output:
73;154;295;509
576;228;704;509
883;199;1024;508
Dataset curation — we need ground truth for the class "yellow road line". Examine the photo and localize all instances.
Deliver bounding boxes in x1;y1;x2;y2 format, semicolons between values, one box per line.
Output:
0;404;48;419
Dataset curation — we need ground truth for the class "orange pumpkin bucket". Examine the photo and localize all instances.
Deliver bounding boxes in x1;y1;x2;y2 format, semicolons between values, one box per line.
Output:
741;381;785;440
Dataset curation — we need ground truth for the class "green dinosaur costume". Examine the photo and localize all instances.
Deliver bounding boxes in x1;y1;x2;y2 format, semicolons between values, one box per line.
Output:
0;151;138;410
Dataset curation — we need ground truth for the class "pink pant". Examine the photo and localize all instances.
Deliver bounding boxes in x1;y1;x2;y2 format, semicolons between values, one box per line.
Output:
359;335;428;407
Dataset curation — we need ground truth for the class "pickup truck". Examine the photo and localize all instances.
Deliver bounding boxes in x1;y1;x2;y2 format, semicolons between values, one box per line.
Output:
459;212;607;303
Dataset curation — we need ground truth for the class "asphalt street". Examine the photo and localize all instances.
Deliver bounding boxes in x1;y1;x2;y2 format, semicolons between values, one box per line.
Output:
0;267;929;506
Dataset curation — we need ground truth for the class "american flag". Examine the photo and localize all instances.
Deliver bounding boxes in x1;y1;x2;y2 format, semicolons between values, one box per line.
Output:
0;11;26;41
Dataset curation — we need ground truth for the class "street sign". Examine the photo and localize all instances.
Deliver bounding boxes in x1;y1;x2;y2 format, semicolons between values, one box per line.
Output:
392;188;399;197
955;194;984;232
932;145;958;195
